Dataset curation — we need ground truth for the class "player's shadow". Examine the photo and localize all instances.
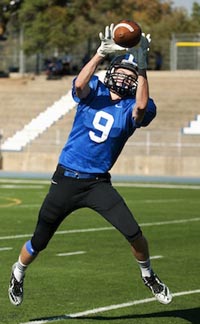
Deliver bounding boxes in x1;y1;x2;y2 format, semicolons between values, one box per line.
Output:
31;307;200;323
80;307;200;323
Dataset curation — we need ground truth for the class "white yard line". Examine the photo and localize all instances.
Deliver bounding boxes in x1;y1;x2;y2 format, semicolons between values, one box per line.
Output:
56;251;86;257
114;183;200;189
139;217;200;227
0;185;44;189
69;289;200;318
20;289;200;324
0;247;12;251
0;179;50;184
55;252;159;259
0;217;199;241
150;255;163;260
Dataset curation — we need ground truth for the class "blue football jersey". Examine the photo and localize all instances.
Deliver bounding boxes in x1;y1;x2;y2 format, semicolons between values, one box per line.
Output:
58;75;156;173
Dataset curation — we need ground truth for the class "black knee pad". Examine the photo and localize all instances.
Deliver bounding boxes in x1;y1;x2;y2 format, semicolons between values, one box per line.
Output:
31;217;58;252
127;227;143;243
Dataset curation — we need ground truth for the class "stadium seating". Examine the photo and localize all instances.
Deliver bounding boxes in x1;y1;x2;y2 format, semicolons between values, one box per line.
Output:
182;115;200;134
1;91;75;151
0;71;106;152
0;71;200;176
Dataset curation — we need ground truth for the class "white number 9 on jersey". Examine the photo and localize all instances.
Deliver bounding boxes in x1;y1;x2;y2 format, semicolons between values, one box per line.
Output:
89;111;114;143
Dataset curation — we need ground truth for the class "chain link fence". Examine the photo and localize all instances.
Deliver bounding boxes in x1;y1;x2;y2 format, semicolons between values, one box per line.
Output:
170;33;200;70
1;31;200;74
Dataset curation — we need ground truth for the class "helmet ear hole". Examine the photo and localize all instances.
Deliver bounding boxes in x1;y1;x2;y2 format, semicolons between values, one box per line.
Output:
104;54;138;97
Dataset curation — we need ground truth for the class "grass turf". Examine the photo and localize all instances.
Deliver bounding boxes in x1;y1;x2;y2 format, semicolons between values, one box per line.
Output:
0;179;199;324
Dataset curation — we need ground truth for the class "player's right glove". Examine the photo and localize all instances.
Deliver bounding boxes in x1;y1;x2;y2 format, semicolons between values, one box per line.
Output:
97;24;126;57
128;33;151;69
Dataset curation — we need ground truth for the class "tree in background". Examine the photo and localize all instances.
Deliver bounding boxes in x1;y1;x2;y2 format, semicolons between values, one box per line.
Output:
0;0;12;40
1;0;200;70
190;1;200;30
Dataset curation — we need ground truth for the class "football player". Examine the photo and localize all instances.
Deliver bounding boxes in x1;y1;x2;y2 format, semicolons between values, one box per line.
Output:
8;24;172;306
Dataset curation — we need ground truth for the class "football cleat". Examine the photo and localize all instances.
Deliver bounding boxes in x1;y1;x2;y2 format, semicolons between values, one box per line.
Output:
142;272;172;304
8;263;24;306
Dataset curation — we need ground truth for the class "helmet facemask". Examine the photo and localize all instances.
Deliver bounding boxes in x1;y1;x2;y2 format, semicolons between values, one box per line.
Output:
104;54;138;97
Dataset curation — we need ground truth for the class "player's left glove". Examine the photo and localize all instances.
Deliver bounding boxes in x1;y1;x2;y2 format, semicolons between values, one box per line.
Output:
97;24;126;57
128;33;151;69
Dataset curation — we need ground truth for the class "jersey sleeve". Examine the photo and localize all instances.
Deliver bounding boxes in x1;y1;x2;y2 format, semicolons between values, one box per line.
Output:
71;75;99;104
140;98;157;127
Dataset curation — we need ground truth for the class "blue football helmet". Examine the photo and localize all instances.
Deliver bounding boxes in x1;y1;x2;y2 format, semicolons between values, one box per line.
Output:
104;54;138;97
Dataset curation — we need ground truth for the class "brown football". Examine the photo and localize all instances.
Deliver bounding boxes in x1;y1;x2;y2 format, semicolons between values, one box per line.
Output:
113;19;142;48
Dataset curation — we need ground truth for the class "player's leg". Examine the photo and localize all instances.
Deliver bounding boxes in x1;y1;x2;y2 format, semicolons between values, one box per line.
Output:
8;168;75;306
8;190;66;306
86;179;172;304
8;240;38;306
130;235;172;304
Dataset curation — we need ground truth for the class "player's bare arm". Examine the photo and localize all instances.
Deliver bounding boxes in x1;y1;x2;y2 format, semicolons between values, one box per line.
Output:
132;73;149;122
128;33;151;122
75;24;127;100
75;53;103;99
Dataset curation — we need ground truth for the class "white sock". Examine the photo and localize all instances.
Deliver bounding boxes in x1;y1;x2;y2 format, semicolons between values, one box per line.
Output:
13;257;27;282
137;258;153;278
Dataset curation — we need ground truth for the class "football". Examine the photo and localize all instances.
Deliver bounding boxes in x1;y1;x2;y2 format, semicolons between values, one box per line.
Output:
113;19;142;48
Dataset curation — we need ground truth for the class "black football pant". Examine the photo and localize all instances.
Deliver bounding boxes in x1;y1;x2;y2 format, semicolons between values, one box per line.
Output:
31;165;142;252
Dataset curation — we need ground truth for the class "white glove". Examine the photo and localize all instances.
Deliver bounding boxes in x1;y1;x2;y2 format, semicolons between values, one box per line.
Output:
97;24;126;57
128;33;151;69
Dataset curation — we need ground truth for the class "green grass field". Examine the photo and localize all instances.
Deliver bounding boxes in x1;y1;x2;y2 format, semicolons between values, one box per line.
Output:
0;178;200;324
